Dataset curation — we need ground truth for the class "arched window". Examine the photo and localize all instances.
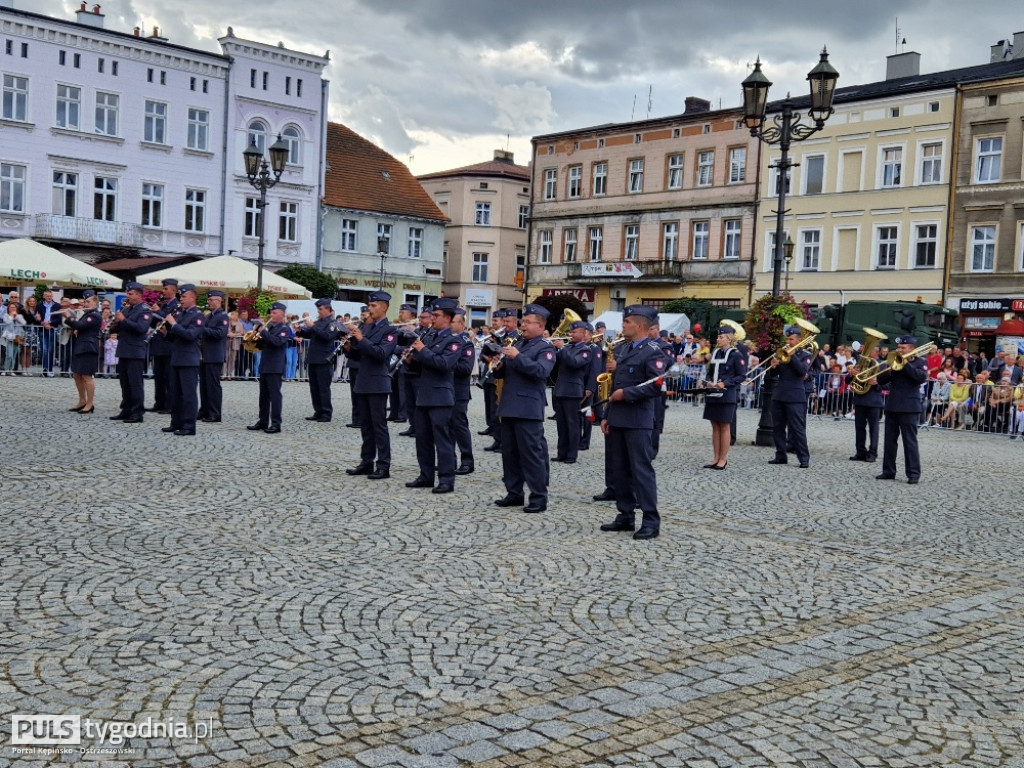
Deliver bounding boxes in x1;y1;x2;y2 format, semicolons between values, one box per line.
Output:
282;125;301;165
247;120;268;155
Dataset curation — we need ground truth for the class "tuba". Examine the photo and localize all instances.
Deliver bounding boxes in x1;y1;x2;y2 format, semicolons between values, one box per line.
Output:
776;318;820;363
848;328;888;395
719;318;747;343
551;308;582;339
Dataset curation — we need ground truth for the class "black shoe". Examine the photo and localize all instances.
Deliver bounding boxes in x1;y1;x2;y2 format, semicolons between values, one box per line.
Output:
398;428;415;436
850;454;868;461
122;417;144;423
702;463;718;469
201;418;221;423
346;423;361;429
798;463;809;469
368;469;390;480
145;407;160;412
247;423;268;431
593;490;616;501
346;464;373;476
907;477;920;485
315;417;331;422
600;519;635;532
477;428;493;436
865;456;877;462
768;458;788;465
174;429;196;436
483;442;501;452
875;473;896;480
455;464;474;475
562;458;577;464
432;483;454;494
522;502;546;513
494;494;525;507
161;426;177;433
389;418;407;423
305;415;321;421
729;438;736;446
157;409;172;415
69;405;85;412
405;476;433;488
263;426;281;434
109;414;127;420
552;457;566;462
633;527;660;540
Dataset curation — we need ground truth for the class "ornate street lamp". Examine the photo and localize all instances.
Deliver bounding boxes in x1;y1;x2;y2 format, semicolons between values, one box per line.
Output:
784;235;795;292
377;236;389;290
243;133;290;293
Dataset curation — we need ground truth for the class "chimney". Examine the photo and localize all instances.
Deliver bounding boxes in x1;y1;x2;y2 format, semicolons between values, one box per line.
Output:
148;25;167;41
133;26;140;36
886;51;920;79
75;2;104;28
493;149;514;164
684;96;710;114
1014;31;1024;60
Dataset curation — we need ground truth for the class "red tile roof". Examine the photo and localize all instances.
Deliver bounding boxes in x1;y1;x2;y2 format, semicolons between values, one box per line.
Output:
323;122;447;223
417;158;531;182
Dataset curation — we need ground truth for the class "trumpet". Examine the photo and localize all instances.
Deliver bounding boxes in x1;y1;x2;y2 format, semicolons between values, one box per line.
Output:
744;318;819;384
887;341;935;372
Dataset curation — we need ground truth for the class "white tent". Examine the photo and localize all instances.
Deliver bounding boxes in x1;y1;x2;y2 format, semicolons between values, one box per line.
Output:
591;310;623;334
0;238;122;289
140;254;311;298
659;313;691;335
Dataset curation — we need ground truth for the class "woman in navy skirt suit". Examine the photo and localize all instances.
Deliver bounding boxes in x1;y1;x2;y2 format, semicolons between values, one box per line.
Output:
702;327;747;469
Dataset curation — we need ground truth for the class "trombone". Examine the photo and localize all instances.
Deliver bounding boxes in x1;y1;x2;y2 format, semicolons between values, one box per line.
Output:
887;341;935;371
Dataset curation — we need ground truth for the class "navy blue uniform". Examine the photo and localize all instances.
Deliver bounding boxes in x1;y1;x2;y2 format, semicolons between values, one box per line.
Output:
847;369;883;461
603;340;667;531
770;349;812;466
496;336;557;508
255;322;293;429
580;341;603;451
351;319;397;471
877;357;927;481
650;337;674;456
401;324;433;437
68;309;102;376
410;328;461;485
703;346;747;423
486;330;519;447
553;341;592;462
198;308;229;421
113;302;152;420
166;306;204;433
450;332;476;469
343;336;363;426
149;298;179;411
296;316;342;421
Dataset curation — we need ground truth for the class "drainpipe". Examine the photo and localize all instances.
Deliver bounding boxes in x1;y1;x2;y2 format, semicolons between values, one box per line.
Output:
218;56;232;257
315;79;329;271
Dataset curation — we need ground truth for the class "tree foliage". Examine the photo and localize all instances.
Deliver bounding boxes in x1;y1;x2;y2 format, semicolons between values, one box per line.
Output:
744;292;811;354
660;296;713;329
276;264;338;300
528;294;588;332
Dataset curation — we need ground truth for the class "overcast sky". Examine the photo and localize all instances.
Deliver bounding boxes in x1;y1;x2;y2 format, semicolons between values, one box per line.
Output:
31;0;1024;175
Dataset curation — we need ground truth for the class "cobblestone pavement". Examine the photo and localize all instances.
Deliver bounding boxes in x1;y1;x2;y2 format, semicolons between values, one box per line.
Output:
1;377;1023;768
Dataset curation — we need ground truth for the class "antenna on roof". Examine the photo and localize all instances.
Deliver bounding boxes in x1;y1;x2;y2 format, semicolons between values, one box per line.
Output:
895;18;903;54
505;132;510;151
646;85;653;119
631;93;636;121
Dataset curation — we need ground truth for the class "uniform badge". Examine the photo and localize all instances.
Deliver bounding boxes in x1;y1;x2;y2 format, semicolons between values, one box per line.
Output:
450;343;460;351
222;320;228;326
545;351;554;360
582;351;589;359
197;319;203;325
279;332;286;337
655;359;665;370
465;348;473;356
387;334;395;342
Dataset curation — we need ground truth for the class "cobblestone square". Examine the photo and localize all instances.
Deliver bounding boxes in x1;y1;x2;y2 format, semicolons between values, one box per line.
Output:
1;378;1022;767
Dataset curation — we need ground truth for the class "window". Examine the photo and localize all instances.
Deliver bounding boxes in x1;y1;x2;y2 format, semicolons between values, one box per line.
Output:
2;74;28;121
472;252;489;282
729;147;746;183
723;219;741;260
285;76;291;96
538;230;552;264
20;42;27;58
140;183;163;228
187;108;209;151
986;95;998;107
976;137;1002;183
804;155;825;195
544;169;557;200
691;221;709;259
592;162;607;196
147;68;154;83
663;222;679;260
408;227;423;258
876;225;898;269
190;76;196;91
475;202;491;226
93;176;117;221
696;150;714;187
568;165;582;198
881;147;902;188
200;78;205;92
279;202;297;241
518;204;529;229
563;227;577;262
588;227;603;261
247;120;267;155
55;84;80;130
244;197;261;237
250;69;257;88
97;58;103;73
297;79;303;97
621;225;639;260
889;106;900;118
340;219;357;251
184;189;205;233
94;91;118;136
262;72;268;91
479;182;488;190
59;50;66;66
767;231;791;271
52;171;77;216
113;62;119;77
143;100;167;144
919;142;942;184
914;224;937;268
801;229;821;270
771;163;791;196
667;154;683;190
282;126;300;164
628;159;644;193
970;226;995;271
0;163;25;213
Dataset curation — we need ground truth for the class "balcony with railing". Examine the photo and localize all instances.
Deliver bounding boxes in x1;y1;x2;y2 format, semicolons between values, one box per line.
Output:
534;258;751;284
34;215;142;248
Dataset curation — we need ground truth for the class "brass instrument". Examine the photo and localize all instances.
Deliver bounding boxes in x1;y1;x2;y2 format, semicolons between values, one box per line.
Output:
551;308;582;339
848;328;888;395
595;372;613;403
720;318;747;343
776;318;820;363
887;341;936;372
242;321;267;354
145;309;178;342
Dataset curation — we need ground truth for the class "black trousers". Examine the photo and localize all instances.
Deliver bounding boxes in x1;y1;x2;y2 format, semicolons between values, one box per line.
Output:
450;398;473;464
651;391;666;455
579;394;594;449
771;399;809;465
198;362;222;420
389;368;405;419
854;404;881;458
414;405;455;484
258;373;283;427
403;373;419;433
500;417;549;505
607;426;659;530
356;392;391;469
348;366;363;425
553;396;581;461
882;411;920;479
152;354;171;409
118;358;145;419
307;363;333;419
485;383;501;441
170;366;199;432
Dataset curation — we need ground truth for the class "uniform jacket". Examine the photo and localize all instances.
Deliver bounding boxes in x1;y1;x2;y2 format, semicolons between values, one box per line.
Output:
705;346;747;405
200;308;229;365
167;305;205;367
604;340;666;429
496;335;556;421
411;327;460;407
113;302;152;360
773;348;812;403
846;372;884;408
553;342;592;398
67;309;102;357
257;322;293;375
149;298;179;355
453;331;475;402
585;343;604;397
296;315;343;366
877;356;927;412
351;319;397;395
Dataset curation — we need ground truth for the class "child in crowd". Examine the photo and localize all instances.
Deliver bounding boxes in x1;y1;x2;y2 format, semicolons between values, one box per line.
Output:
103;333;118;377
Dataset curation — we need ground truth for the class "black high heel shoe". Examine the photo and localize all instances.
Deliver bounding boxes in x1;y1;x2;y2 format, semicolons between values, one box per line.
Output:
78;406;95;414
712;461;727;470
69;405;85;412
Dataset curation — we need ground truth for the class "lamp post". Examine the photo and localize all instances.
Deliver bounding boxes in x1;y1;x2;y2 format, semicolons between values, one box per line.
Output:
377;236;389;290
243;134;290;294
783;235;795;292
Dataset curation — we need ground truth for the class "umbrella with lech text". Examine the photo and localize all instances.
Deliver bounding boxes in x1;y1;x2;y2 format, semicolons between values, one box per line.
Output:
0;238;123;289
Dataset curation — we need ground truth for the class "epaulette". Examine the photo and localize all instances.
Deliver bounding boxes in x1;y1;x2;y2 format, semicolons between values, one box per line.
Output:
646;341;662;351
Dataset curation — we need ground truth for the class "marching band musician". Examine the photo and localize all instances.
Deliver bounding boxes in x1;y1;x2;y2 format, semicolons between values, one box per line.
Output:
847;360;882;463
65;290;102;414
389;303;417;423
876;335;928;484
345;291;397;481
493;303;556;514
405;297;461;494
551;319;593;464
148;278;179;414
450;308;476;475
701;326;747;470
344;305;370;429
110;282;151;423
482;309;521;453
197;290;229;423
398;308;434;439
768;325;812;469
647;323;675;458
730;334;750;447
579;323;602;453
598;306;667;540
296;298;341;423
246;302;293;434
479;308;504;440
161;284;204;436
